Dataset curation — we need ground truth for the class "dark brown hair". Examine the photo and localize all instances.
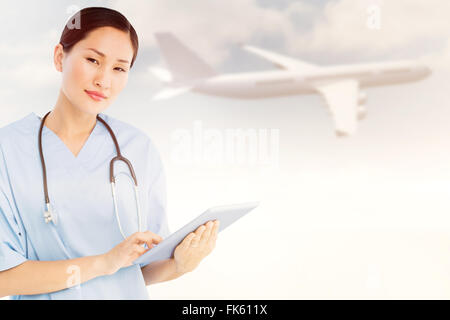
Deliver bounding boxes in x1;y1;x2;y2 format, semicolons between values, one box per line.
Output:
59;7;139;68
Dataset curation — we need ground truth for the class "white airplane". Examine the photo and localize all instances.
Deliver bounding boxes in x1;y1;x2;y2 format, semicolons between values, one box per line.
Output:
151;32;431;136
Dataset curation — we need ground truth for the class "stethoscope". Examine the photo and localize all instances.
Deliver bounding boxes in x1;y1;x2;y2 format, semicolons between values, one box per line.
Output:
38;111;142;240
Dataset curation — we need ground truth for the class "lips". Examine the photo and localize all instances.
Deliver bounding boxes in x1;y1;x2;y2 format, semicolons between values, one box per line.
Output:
85;90;107;101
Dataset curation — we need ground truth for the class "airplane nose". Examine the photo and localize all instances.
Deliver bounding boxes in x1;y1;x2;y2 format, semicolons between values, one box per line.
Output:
420;65;432;77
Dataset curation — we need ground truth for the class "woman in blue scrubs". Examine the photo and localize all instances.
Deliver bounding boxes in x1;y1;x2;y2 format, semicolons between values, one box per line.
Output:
0;7;219;299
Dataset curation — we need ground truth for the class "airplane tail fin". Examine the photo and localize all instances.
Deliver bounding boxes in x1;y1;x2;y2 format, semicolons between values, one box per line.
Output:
154;32;217;83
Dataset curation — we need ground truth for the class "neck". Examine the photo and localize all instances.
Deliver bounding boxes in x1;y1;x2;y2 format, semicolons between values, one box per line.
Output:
45;89;97;138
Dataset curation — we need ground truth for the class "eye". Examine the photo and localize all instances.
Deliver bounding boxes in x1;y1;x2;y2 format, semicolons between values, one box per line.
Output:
86;57;98;64
115;67;127;73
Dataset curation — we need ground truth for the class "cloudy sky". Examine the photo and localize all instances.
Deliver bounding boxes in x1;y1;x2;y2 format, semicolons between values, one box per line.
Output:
1;0;450;299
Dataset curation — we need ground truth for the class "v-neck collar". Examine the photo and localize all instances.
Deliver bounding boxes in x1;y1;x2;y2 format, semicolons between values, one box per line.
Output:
30;112;109;173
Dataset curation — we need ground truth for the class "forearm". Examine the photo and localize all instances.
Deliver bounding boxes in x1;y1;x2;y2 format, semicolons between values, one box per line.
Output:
141;258;185;285
0;254;108;297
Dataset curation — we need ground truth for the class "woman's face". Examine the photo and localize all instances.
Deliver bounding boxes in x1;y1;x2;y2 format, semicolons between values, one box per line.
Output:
54;26;134;115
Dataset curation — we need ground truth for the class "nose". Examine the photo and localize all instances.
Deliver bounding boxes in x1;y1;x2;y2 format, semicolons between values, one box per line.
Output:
95;79;110;89
94;69;111;89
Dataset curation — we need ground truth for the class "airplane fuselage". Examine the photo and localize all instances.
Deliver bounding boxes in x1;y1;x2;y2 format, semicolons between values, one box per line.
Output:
191;61;431;99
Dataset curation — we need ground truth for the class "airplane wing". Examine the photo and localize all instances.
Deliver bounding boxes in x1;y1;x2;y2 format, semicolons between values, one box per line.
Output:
314;80;359;136
242;45;319;73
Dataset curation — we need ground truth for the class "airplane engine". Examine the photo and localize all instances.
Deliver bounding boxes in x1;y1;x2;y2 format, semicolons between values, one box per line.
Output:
357;92;368;120
358;91;367;105
358;105;367;120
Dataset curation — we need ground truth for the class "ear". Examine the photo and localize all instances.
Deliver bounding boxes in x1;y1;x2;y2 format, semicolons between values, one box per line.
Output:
54;44;64;72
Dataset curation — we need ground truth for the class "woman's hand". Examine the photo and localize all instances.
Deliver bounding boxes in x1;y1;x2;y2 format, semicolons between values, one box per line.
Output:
173;220;220;275
101;231;163;275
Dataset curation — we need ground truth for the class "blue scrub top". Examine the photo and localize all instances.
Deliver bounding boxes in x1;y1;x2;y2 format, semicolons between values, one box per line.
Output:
0;112;170;299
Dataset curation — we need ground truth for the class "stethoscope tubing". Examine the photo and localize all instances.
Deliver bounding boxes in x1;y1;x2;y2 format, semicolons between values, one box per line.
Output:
38;111;142;241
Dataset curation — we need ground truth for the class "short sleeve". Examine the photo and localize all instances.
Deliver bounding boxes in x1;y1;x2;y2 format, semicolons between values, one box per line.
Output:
139;139;170;268
0;145;28;272
0;214;28;272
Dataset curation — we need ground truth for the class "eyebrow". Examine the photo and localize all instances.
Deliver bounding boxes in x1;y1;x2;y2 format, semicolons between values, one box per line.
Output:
86;48;130;64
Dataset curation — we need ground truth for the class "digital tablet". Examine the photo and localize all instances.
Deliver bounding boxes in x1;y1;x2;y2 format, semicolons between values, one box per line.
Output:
133;202;260;266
